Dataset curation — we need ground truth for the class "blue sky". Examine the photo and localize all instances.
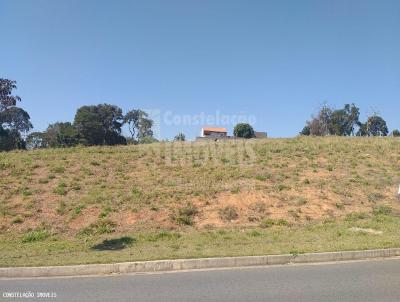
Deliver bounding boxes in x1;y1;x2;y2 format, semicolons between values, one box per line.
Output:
1;0;399;139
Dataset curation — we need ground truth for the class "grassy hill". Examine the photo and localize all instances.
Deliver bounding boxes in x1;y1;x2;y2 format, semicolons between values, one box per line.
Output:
1;137;400;266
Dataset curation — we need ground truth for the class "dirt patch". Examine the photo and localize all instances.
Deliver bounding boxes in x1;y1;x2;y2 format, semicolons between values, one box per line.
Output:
68;206;101;231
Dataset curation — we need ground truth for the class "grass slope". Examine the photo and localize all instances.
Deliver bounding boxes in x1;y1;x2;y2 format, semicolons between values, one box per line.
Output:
1;137;400;266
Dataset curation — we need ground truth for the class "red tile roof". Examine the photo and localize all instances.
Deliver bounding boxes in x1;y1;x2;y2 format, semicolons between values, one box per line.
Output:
202;127;228;133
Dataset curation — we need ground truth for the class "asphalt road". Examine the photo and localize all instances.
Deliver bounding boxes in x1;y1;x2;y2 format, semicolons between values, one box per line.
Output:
1;259;400;302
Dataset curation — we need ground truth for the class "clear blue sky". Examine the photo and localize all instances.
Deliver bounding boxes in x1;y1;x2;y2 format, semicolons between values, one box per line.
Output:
1;0;399;139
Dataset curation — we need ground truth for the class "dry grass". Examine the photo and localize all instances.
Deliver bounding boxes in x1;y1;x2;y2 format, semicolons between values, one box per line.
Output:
1;137;400;266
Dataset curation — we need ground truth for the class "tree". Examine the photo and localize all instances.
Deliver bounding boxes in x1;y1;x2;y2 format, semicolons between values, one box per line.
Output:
300;125;310;136
0;79;21;110
0;127;21;151
74;104;126;145
358;115;389;137
44;122;79;147
124;109;154;143
0;79;32;151
174;132;186;141
302;103;360;136
328;104;360;136
391;129;400;137
139;136;158;144
26;132;46;149
304;104;332;136
233;123;255;138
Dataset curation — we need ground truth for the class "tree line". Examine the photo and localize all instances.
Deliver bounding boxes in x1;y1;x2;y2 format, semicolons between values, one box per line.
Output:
300;103;398;137
0;78;155;151
1;78;400;152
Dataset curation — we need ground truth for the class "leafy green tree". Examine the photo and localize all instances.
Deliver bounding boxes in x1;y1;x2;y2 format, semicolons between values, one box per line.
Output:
391;129;400;137
26;132;46;149
303;104;360;136
0;127;20;151
367;115;389;136
44;122;79;147
174;132;186;141
124;109;154;143
328;104;360;136
359;115;389;137
233;123;255;138
0;79;32;150
74;104;125;145
74;106;104;145
300;125;310;136
0;79;21;109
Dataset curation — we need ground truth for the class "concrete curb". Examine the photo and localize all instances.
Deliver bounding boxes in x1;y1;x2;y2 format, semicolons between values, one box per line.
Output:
2;248;400;278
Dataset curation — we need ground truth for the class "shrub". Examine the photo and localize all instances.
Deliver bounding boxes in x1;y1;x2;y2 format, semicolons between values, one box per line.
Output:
179;203;198;217
219;206;239;221
249;201;266;213
95;220;116;234
174;204;198;226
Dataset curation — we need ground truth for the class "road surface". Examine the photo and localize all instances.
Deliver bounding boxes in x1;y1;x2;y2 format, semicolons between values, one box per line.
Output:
1;258;400;302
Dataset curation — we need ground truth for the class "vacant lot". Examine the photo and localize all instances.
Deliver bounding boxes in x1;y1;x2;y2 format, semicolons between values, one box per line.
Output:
1;137;400;266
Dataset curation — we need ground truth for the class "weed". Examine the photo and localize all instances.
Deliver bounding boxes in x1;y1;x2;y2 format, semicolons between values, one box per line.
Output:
247;230;262;237
345;212;369;221
78;219;116;236
53;181;67;196
373;205;392;216
11;215;24;224
99;207;113;218
22;230;49;243
52;166;65;174
260;218;289;228
56;200;66;215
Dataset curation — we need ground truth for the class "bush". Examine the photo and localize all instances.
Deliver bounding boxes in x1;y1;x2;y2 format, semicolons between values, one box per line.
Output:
219;206;239;221
174;203;198;226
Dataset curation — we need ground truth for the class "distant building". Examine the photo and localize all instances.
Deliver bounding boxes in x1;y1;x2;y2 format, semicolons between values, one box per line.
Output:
200;127;228;138
254;131;268;139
